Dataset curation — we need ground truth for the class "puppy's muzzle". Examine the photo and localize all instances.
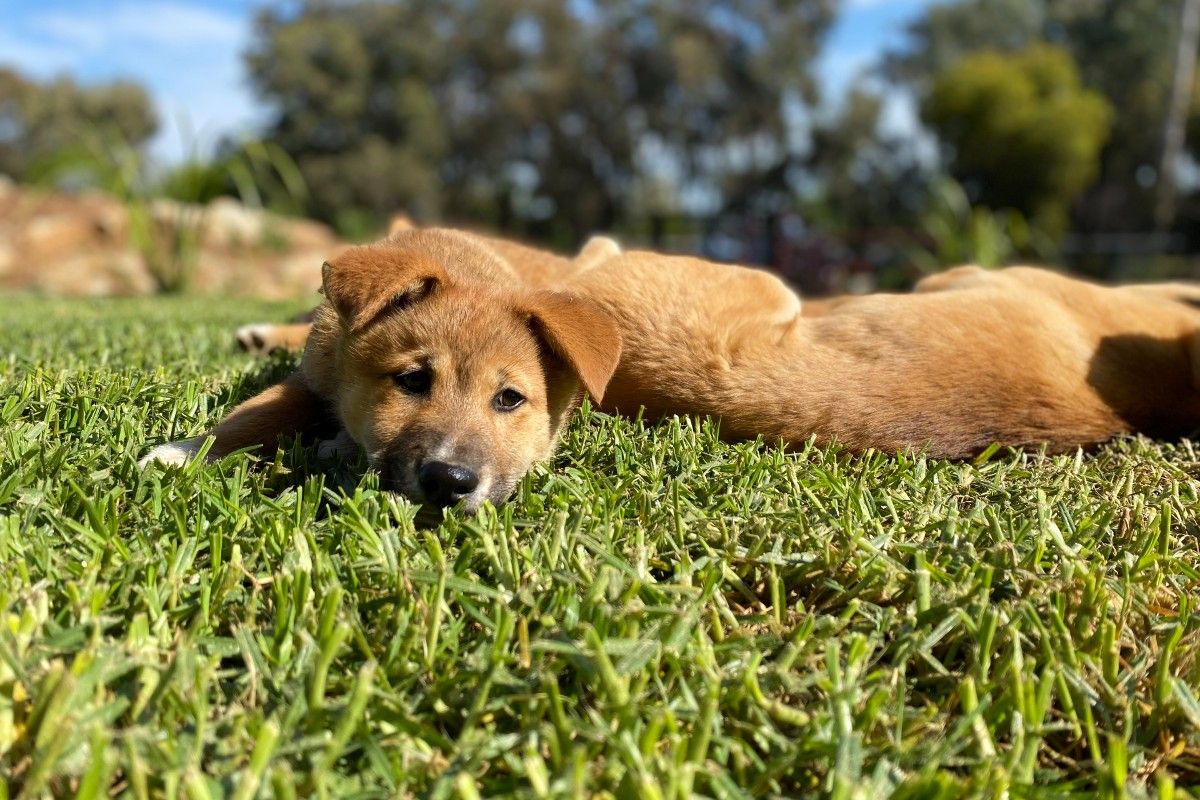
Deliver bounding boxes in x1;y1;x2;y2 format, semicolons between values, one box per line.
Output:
417;460;481;508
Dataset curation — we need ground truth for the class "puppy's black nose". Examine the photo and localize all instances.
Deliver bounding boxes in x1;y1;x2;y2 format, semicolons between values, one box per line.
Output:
417;461;480;507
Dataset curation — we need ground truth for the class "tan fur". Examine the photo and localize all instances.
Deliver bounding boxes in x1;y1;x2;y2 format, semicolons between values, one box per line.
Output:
288;229;617;510
233;227;580;354
566;255;1200;456
519;290;622;401
459;231;582;288
144;226;1200;511
574;235;623;273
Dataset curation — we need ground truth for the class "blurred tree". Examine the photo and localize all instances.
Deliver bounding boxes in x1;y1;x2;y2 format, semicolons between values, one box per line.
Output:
245;0;836;243
1155;0;1200;229
885;0;1044;86
887;0;1187;233
804;83;932;229
922;45;1112;232
911;176;1056;271
244;2;446;237
0;68;158;181
1191;80;1200;160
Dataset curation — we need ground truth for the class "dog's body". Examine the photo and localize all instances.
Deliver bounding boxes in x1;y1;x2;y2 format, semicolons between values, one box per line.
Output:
142;227;1200;509
574;254;1200;456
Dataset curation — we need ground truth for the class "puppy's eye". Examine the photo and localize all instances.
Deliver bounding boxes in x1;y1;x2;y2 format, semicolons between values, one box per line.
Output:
394;368;432;395
493;388;525;412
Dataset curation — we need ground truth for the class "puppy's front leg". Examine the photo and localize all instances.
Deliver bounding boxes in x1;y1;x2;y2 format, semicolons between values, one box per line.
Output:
140;372;324;467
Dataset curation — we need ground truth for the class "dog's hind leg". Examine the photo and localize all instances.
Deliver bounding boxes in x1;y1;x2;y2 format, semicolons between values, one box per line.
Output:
1118;283;1200;389
1122;281;1200;307
140;372;325;467
1191;331;1200;392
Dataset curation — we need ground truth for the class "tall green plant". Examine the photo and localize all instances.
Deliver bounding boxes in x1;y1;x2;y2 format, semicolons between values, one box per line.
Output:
912;177;1056;271
921;45;1113;233
31;126;205;293
33;126;311;293
226;140;309;217
160;141;310;217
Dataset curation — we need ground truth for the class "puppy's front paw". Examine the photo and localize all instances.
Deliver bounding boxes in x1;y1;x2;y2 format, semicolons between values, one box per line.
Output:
235;324;281;356
138;437;206;469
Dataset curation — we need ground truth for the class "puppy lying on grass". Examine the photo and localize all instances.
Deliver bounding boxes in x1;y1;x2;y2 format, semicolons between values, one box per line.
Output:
142;226;1200;511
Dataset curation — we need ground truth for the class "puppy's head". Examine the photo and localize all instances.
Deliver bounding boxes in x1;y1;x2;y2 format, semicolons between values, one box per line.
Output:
317;241;620;512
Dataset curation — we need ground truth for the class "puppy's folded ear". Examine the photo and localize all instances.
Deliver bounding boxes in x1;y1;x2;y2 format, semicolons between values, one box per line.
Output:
322;244;445;332
525;291;622;403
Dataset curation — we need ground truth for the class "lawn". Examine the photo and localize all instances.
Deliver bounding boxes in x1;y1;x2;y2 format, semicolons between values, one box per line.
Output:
2;295;1199;798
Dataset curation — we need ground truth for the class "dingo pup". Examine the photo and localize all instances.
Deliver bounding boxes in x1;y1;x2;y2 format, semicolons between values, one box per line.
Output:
142;228;1200;510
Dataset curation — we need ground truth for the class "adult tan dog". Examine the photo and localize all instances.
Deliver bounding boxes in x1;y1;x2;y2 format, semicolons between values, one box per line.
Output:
141;227;1200;511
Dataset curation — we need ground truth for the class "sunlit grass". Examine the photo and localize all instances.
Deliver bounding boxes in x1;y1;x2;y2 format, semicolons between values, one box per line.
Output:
1;296;1199;797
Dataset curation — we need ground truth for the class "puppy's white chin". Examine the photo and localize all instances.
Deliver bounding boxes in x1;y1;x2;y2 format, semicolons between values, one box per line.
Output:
138;437;205;468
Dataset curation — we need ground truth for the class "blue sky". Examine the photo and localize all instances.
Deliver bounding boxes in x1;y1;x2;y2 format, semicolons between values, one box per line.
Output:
0;0;942;163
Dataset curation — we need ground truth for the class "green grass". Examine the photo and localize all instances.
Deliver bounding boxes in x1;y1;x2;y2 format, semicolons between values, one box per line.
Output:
2;295;1199;798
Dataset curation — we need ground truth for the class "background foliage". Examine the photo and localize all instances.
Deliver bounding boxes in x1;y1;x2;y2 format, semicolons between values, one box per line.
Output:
922;45;1112;234
245;0;836;245
2;0;1199;275
888;0;1197;238
0;68;157;184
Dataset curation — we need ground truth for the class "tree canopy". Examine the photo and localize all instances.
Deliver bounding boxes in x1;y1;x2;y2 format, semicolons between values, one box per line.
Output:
888;0;1193;233
245;0;836;243
0;68;158;182
922;45;1112;232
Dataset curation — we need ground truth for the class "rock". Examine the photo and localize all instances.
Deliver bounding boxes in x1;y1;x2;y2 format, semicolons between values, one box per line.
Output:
21;213;105;261
203;196;266;250
280;219;339;251
0;182;348;298
0;241;13;277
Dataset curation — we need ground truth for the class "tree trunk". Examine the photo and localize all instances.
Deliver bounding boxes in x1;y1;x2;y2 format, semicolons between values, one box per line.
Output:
1155;0;1200;230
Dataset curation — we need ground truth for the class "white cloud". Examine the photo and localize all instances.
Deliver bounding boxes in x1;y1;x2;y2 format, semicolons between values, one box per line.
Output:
844;0;895;8
0;1;259;164
33;2;243;51
0;38;67;78
149;63;263;164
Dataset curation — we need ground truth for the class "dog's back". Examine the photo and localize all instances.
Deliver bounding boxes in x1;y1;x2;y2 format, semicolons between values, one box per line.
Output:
568;253;1200;456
